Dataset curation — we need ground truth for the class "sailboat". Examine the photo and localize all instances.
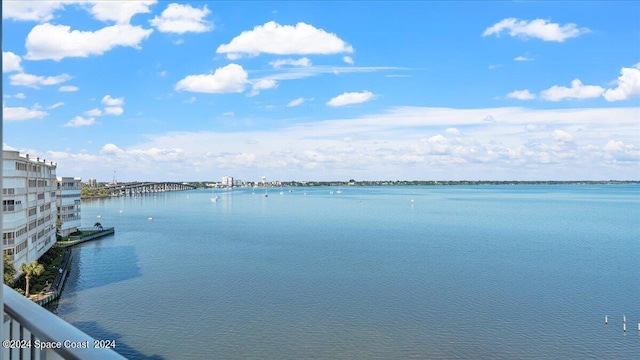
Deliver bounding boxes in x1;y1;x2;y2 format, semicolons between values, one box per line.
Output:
210;186;220;202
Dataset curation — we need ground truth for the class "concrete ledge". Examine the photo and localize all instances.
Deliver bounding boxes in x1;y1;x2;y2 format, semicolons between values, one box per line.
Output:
58;228;114;248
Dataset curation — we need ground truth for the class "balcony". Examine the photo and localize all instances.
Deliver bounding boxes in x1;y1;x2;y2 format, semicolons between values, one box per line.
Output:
2;285;125;359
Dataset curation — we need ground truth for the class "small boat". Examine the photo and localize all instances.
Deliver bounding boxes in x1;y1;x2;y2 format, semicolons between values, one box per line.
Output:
210;186;220;202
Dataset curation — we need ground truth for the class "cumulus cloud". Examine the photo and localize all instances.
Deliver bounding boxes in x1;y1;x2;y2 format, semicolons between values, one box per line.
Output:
483;18;590;42
249;79;278;96
603;63;640;101
1;1;64;22
25;23;153;61
3;52;23;72
9;73;72;88
102;95;124;106
603;140;640;162
269;57;311;68
59;85;79;92
88;1;157;24
551;129;574;142
175;64;248;94
103;106;124;116
38;106;639;181
150;3;213;34
327;91;375;107
216;21;353;59
14;93;26;99
514;56;533;61
64;116;95;127
3;105;48;121
101;143;126;155
2;1;156;24
84;108;103;117
343;56;354;65
507;89;536;100
540;79;604;101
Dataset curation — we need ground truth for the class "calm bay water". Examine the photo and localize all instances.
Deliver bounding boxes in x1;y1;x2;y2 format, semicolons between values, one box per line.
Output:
52;185;639;359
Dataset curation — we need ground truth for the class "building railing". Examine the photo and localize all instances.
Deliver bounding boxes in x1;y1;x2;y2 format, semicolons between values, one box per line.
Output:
2;285;125;359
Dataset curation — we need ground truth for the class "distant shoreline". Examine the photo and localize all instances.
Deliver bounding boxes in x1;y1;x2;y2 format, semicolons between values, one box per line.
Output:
80;180;639;199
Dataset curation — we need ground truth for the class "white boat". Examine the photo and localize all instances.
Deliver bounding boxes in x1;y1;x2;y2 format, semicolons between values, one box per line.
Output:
210;187;220;202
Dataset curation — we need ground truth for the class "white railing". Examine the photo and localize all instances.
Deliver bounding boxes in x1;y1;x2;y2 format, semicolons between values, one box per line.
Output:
2;285;125;359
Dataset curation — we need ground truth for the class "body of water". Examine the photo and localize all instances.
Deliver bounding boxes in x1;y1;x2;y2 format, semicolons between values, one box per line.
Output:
52;185;639;359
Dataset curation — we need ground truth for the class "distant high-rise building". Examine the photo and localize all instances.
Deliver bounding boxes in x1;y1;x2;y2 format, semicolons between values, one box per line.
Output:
56;177;82;237
87;178;97;188
221;175;234;187
2;151;58;273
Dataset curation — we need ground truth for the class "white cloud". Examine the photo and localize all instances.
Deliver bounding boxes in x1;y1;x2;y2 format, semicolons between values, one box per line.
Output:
327;91;375;107
287;98;305;107
175;64;248;94
603;63;640;101
514;56;533;61
25;23;153;61
159;70;168;77
103;107;124;116
34;106;639;181
9;73;72;88
507;89;536;100
603;140;640;162
14;93;26;99
488;64;502;70
249;79;278;96
269;57;311;68
540;79;604;101
483;18;590;42
3;52;23;72
445;128;460;135
1;1;64;22
88;1;157;24
64;116;95;127
150;3;213;33
3;105;48;121
101;143;125;155
48;102;64;109
59;85;79;92
84;108;103;117
551;129;574;142
343;56;354;65
102;95;124;106
217;21;353;59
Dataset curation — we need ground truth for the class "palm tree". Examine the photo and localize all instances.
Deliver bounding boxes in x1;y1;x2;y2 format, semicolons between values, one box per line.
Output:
94;222;103;230
19;261;45;298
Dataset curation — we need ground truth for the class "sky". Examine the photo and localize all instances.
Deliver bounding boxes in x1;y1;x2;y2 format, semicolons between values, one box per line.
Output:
2;1;639;182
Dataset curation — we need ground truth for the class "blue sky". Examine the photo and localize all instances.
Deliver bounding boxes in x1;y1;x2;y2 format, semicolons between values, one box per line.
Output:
3;1;639;182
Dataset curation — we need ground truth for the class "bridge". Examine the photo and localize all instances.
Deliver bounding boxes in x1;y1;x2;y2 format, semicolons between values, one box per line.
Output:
104;182;196;197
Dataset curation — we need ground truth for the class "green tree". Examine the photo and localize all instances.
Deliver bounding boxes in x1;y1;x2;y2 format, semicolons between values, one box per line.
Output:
19;261;45;298
3;254;16;286
94;222;103;230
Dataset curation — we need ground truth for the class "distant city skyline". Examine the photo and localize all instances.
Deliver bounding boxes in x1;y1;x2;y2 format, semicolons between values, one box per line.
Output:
3;1;639;181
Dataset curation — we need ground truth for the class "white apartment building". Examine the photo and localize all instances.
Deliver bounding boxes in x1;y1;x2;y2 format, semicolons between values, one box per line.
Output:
2;151;58;273
221;175;234;187
56;176;82;237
